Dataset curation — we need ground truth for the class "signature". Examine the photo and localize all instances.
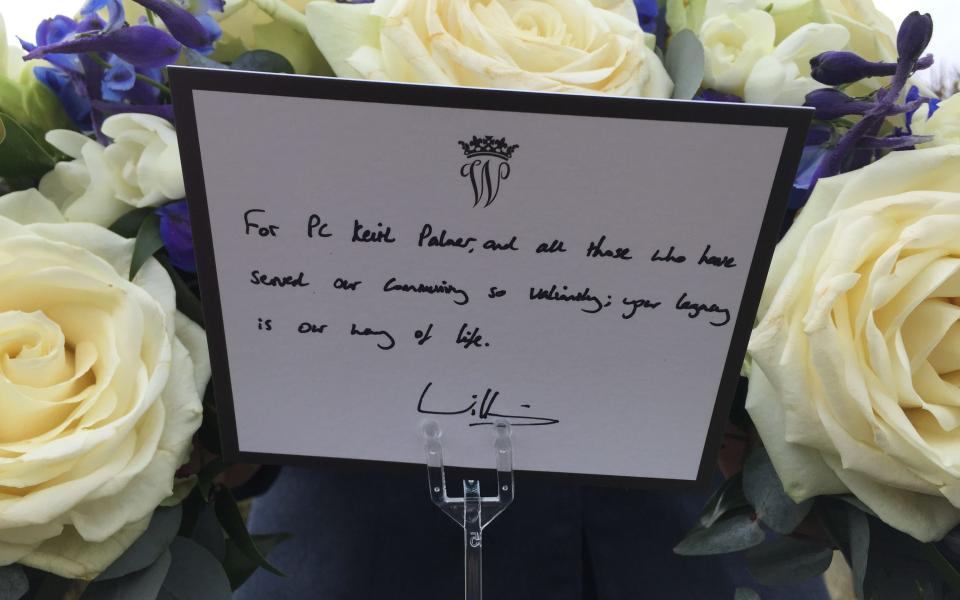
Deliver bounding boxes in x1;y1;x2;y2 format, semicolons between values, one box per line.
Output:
416;382;559;427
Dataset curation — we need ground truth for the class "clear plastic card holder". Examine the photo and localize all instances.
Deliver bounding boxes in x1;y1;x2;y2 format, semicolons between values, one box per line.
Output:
422;420;515;600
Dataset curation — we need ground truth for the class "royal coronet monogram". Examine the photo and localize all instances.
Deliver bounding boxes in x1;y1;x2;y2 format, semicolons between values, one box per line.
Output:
458;135;519;207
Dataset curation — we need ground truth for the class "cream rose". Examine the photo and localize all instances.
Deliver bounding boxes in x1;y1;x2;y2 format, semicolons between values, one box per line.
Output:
38;114;184;227
913;95;960;148
305;0;673;98
747;144;960;542
0;190;208;578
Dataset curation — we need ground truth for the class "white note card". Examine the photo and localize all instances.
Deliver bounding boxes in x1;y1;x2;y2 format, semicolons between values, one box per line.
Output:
172;69;809;485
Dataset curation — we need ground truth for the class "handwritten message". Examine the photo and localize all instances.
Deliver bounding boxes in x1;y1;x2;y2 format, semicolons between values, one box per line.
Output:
187;88;795;480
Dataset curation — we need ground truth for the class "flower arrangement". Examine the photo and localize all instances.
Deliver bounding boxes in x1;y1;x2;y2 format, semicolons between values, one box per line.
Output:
0;0;955;598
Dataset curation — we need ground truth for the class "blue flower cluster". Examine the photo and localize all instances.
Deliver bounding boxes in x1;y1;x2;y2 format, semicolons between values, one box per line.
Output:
800;12;938;198
22;0;224;135
21;0;223;272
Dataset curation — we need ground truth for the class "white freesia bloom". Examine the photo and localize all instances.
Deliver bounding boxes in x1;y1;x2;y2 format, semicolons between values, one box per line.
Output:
0;190;208;578
913;95;960;148
38;114;184;227
700;9;776;97
747;144;960;542
668;0;895;103
743;23;849;105
304;0;673;98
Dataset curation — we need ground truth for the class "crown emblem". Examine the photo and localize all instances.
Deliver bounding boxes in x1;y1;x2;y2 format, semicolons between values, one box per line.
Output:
458;135;519;160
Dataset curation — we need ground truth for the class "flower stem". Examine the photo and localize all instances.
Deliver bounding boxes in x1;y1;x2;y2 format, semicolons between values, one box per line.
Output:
146;9;157;27
86;52;172;96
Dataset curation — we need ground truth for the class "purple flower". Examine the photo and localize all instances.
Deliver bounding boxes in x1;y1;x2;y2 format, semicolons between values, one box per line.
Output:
33;66;92;128
804;88;873;120
897;11;933;64
24;25;182;69
20;16;82;73
80;0;126;32
634;0;658;34
695;89;744;103
810;51;898;86
129;0;222;53
157;200;196;272
101;55;136;101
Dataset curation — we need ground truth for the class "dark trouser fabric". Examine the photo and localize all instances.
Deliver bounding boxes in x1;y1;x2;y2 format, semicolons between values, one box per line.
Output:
236;467;829;599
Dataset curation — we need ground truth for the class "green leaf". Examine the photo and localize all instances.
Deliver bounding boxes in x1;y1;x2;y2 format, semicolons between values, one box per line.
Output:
674;511;765;556
83;550;172;600
664;29;704;100
743;446;813;534
96;506;182;582
231;50;295;74
190;502;226;562
746;536;833;585
157;254;205;327
197;458;228;501
130;212;164;279
0;112;59;182
157;537;232;600
923;544;960;595
734;588;761;600
22;79;72;134
699;472;749;529
0;564;28;600
214;488;285;576
109;207;154;239
223;533;291;590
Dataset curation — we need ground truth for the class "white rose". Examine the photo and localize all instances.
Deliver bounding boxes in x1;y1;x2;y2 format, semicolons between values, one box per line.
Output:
913;95;960;148
699;9;776;97
0;190;208;578
747;144;960;542
38;114;184;227
743;23;849;105
305;0;673;98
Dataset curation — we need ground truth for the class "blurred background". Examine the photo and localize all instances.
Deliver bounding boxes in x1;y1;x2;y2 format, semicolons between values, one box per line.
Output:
3;0;958;92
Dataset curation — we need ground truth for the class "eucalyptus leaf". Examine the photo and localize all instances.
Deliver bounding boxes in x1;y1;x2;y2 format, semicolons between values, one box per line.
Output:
109;207;153;238
743;447;812;534
664;29;704;100
83;550;171;600
699;472;749;529
223;533;291;590
231;51;295;74
847;506;869;600
674;512;765;556
96;506;182;582
0;565;28;600
184;49;228;70
130;213;164;279
214;488;285;576
746;536;833;585
157;537;231;600
734;588;761;600
0;112;59;183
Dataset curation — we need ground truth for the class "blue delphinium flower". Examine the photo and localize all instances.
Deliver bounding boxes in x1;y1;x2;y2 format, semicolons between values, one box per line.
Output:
101;56;137;101
130;0;224;54
634;0;658;34
33;67;92;128
157;200;196;272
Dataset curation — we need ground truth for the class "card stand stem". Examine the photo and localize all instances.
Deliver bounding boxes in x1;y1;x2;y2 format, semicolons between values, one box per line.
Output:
422;420;514;600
